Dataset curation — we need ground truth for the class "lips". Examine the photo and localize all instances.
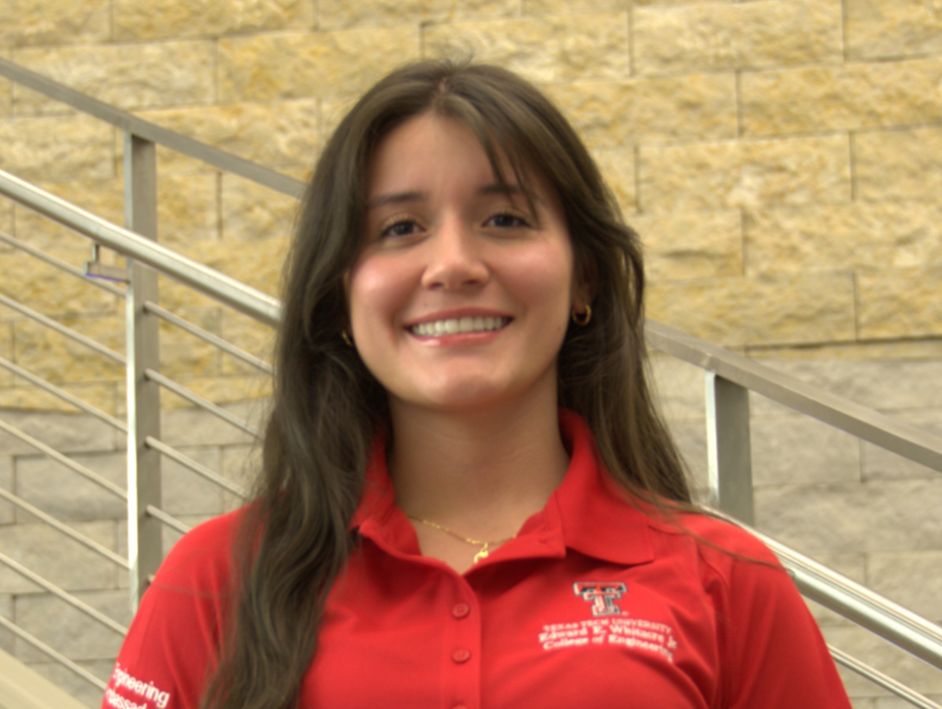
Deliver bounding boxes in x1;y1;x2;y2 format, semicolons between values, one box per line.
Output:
409;316;510;337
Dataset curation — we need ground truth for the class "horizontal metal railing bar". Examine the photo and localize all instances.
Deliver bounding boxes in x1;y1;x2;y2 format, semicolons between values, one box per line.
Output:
831;645;942;709
647;321;942;474
0;169;282;328
145;435;249;499
0;57;306;200
0;615;107;692
0;355;128;432
0;229;125;298
0;291;126;365
0;417;127;500
734;520;942;670
0;551;128;636
144;300;274;375
145;368;261;438
145;505;192;535
0;487;129;569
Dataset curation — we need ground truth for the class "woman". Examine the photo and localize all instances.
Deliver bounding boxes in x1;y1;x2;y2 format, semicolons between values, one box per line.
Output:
103;61;852;709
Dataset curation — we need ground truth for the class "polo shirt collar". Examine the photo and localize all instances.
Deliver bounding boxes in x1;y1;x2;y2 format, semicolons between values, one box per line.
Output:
351;409;654;568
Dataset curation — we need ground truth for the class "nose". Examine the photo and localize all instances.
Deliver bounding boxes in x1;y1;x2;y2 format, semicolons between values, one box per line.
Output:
420;216;489;290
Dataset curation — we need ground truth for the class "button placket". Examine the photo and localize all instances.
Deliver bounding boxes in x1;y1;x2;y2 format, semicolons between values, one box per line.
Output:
443;582;481;709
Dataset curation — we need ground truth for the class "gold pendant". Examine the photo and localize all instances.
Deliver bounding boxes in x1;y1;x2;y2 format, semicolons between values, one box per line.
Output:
473;543;490;564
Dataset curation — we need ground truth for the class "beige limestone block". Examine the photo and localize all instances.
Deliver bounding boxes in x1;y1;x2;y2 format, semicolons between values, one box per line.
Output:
631;210;742;280
524;0;628;13
634;0;842;75
647;272;856;347
0;249;121;316
115;0;313;40
845;0;942;60
157;174;221;246
219;311;275;376
14;314;125;384
0;521;118;593
13;42;215;115
14;178;123;251
0;382;119;415
742;57;942;136
322;0;515;27
0;0;109;47
221;175;298;242
219;28;421;102
157;306;222;380
547;73;736;149
157;235;288;314
136;100;321;173
592;148;636;214
640;135;851;213
321;95;361;141
178;374;273;409
0;321;11;387
0;113;113;183
745;202;942;275
0;50;11;117
16;591;130;661
823;625;942;697
855;127;942;202
423;13;630;84
0;197;12;236
857;266;942;340
868;550;942;622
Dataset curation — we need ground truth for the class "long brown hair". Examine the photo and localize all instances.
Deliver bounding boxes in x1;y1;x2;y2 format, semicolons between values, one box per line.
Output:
203;59;691;709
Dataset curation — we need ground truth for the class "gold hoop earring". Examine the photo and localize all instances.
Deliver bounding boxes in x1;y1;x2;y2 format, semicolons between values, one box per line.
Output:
571;304;592;326
341;331;353;347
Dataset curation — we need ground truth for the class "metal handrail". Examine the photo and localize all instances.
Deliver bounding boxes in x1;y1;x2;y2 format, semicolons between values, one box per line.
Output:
0;355;127;432
0;418;127;500
144;368;260;437
0;169;281;328
832;646;942;709
145;505;191;534
145;436;249;499
0;616;107;692
0;488;129;569
0;292;126;365
647;321;942;474
732;516;942;670
144;301;274;375
0;551;128;636
0;230;125;298
0;57;306;200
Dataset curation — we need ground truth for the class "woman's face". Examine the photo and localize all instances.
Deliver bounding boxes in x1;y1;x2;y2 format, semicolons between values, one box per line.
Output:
346;112;585;416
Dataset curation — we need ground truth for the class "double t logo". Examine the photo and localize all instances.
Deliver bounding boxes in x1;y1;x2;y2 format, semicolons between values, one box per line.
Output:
573;581;627;616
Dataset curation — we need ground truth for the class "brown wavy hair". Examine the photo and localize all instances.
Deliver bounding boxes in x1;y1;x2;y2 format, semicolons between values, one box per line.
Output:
202;59;691;709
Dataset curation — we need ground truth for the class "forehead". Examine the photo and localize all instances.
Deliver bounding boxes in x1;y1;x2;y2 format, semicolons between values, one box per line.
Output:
366;112;552;206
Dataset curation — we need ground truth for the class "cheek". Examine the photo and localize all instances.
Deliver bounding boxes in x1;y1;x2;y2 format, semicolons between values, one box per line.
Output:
347;256;412;332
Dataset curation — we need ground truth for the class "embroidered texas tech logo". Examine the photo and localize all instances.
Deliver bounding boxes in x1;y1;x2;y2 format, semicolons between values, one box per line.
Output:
573;581;627;617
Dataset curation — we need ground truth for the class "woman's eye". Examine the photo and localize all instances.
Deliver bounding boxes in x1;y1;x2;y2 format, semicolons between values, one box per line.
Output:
381;220;421;239
486;213;529;229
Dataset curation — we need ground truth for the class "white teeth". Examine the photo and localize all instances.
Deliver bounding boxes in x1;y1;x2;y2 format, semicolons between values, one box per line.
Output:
411;316;507;336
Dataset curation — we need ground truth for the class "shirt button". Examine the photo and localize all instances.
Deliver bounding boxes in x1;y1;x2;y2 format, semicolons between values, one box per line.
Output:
452;603;470;619
452;648;471;664
453;705;469;709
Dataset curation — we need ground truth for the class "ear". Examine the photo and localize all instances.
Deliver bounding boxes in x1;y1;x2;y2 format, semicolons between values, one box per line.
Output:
572;256;598;312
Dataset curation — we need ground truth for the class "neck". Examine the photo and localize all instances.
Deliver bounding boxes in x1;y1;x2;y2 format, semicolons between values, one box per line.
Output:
388;393;569;539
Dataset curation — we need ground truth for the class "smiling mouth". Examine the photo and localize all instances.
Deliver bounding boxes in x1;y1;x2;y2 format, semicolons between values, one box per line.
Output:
409;316;510;337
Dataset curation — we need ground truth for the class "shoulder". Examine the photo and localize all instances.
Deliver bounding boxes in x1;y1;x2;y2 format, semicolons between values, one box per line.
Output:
150;508;246;593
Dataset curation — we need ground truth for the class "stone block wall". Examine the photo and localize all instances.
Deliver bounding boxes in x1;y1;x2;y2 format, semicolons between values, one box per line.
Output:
0;1;940;707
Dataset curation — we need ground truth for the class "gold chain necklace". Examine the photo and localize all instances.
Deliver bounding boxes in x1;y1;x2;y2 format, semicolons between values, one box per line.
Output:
408;515;516;564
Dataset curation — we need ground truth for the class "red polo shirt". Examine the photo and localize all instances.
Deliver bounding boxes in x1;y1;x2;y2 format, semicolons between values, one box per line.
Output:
103;411;851;709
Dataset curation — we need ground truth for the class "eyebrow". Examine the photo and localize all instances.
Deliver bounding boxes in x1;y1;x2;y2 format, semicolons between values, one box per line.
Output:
366;183;544;210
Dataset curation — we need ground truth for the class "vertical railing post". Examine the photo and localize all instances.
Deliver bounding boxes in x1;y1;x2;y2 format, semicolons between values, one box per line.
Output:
124;132;162;611
705;372;755;524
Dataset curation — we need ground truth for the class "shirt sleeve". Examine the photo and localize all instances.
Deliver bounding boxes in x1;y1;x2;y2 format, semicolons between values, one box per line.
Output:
101;513;238;709
708;529;853;709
